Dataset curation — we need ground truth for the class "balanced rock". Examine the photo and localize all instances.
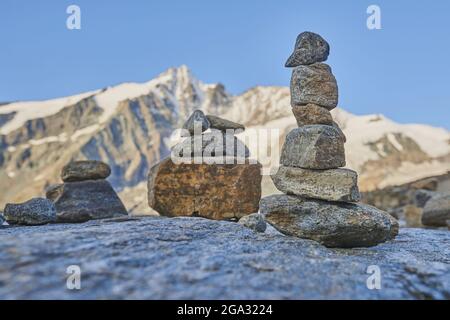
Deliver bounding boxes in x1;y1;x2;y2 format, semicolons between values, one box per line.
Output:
292;104;333;126
206;115;245;132
290;63;338;110
260;195;399;248
51;180;128;223
422;193;450;227
272;166;360;202
285;31;330;67
148;157;262;220
238;213;266;233
182;110;210;136
172;132;250;158
61;160;111;182
4;198;56;226
280;125;345;169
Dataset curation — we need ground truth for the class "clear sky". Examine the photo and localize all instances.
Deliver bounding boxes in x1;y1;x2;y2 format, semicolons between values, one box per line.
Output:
1;0;449;128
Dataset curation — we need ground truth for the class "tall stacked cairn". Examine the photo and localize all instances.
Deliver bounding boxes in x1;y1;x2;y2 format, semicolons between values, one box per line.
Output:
260;32;399;248
148;111;262;220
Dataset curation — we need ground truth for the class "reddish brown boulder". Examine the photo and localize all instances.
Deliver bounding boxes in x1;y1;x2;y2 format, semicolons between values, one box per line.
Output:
148;157;262;220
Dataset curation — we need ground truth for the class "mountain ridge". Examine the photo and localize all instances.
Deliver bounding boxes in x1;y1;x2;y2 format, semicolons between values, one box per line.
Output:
0;65;449;212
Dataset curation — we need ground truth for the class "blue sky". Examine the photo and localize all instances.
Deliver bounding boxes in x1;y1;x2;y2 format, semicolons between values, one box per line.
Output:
1;0;449;128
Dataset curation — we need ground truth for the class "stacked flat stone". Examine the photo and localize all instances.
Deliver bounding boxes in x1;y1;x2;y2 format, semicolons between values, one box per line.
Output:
148;111;262;220
46;160;128;223
260;32;398;248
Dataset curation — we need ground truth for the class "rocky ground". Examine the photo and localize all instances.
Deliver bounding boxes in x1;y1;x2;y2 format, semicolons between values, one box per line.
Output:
0;216;448;299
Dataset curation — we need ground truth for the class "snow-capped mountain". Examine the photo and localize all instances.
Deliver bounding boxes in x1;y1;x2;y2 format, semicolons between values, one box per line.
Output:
0;65;449;212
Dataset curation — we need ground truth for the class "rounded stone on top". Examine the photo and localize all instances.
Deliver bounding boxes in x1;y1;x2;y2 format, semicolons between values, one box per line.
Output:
182;110;210;137
206;115;245;133
285;32;330;67
61;160;111;182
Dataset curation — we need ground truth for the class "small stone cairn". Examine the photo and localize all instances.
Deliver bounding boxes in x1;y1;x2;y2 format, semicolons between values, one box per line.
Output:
260;32;399;247
148;111;262;220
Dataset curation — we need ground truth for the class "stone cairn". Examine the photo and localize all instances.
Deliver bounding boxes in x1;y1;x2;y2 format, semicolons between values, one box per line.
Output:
260;32;399;248
46;160;128;223
148;111;262;220
2;160;128;226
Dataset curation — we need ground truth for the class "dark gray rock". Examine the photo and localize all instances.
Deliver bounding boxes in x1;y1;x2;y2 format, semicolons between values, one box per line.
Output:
182;110;210;136
3;198;56;226
291;63;338;110
206;115;245;132
51;180;128;223
280;125;345;169
285;32;330;67
272;166;360;202
0;217;448;299
260;195;398;248
238;213;266;233
61;160;111;182
414;189;437;208
172;132;250;158
422;193;450;227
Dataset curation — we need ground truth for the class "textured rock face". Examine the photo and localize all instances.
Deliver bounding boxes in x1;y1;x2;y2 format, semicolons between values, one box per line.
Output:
206;115;245;132
260;195;399;248
45;184;64;202
61;160;111;182
182;110;210;136
148;158;262;220
285;32;330;67
422;193;450;227
272;166;360;202
172;132;250;158
51;180;128;223
3;198;56;226
280;125;345;169
238;213;266;233
0;217;448;299
290;63;338;110
291;104;333;126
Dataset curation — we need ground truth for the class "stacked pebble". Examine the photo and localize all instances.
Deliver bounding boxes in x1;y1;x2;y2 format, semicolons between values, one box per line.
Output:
260;32;399;248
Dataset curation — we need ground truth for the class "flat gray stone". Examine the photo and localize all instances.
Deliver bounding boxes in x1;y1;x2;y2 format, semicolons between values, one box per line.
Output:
3;198;56;226
285;31;330;67
291;63;338;110
182;110;210;136
61;160;111;182
206;115;245;132
0;217;448;299
260;195;398;248
272;166;360;202
51;180;128;223
238;213;266;233
172;132;250;158
422;193;450;227
280;125;345;169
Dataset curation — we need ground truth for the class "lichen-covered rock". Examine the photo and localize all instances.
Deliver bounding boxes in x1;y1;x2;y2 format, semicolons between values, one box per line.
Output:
291;104;333;126
285;31;330;67
206;115;245;132
3;198;56;226
182;110;210;136
280;125;345;169
260;195;398;248
148;157;262;220
172;132;250;158
238;213;266;233
61;160;111;182
0;218;447;299
290;63;338;110
271;166;360;202
51;180;128;223
422;193;450;227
